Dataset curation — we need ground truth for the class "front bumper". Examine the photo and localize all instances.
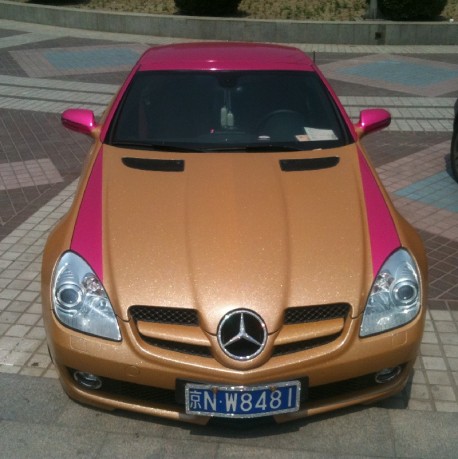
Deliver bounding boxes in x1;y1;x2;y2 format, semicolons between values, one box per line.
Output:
44;303;425;425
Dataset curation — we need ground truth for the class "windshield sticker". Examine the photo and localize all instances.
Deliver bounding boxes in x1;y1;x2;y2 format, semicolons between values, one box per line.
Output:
295;134;310;142
304;127;338;141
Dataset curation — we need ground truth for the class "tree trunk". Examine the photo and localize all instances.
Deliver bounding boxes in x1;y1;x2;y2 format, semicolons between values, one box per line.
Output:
367;0;379;19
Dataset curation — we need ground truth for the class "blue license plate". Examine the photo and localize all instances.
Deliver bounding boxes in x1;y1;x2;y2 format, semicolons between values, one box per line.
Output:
185;381;301;418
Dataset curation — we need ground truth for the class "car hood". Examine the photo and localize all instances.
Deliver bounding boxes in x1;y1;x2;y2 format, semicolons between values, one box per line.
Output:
76;144;391;333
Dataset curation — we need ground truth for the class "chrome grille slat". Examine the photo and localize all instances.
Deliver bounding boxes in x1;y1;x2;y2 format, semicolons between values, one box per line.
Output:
140;335;212;358
272;334;340;357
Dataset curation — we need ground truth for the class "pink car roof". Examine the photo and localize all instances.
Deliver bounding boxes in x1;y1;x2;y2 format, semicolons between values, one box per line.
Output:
137;42;316;72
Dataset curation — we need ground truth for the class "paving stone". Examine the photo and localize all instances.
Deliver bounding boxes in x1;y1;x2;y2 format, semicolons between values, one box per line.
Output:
444;345;458;358
426;370;452;385
421;331;439;344
409;383;430;400
407;399;434;411
390;411;458;458
430;310;454;321
453;372;458;385
440;333;458;345
422;356;448;371
449;358;458;371
436;321;458;333
411;369;426;384
420;343;443;357
434;401;458;413
430;385;456;401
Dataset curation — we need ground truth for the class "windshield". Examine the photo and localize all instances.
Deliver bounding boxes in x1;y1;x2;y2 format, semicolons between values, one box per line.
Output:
107;71;351;152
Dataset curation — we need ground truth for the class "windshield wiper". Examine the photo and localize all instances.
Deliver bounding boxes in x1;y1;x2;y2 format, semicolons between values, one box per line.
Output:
111;141;312;153
110;141;203;153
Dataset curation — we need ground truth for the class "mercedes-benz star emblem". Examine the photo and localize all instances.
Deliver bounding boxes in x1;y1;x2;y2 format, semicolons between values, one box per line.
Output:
217;309;267;361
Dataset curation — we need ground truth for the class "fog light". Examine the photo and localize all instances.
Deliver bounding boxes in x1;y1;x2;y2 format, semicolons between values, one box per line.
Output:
73;371;102;390
375;366;402;384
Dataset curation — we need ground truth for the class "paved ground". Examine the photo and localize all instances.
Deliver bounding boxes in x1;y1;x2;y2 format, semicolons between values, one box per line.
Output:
0;18;457;458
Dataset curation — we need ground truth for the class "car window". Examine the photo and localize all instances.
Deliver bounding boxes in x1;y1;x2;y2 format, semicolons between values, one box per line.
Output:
108;71;351;152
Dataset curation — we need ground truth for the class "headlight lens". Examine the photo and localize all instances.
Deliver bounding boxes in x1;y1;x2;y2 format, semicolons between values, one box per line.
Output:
360;249;421;337
52;252;121;341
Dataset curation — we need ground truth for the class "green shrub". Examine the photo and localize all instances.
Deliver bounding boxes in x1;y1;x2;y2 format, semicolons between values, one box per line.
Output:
379;0;447;20
174;0;242;16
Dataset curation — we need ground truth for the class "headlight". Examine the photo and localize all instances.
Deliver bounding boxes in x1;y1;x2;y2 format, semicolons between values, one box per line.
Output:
360;249;421;337
52;251;121;341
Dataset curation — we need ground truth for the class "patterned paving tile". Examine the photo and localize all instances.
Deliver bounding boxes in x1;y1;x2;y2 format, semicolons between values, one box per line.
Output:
343;60;455;87
0;109;91;233
0;29;25;39
320;54;458;97
341;96;455;132
0;32;58;50
377;140;458;240
0;180;76;377
9;44;147;77
363;131;450;168
396;172;458;213
44;47;140;70
0;158;62;191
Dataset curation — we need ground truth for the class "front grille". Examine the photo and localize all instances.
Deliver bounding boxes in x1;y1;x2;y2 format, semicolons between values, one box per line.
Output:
284;303;350;324
140;335;212;358
130;303;350;358
130;306;199;325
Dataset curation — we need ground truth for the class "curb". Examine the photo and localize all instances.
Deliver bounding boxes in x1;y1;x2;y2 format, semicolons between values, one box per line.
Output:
0;1;457;46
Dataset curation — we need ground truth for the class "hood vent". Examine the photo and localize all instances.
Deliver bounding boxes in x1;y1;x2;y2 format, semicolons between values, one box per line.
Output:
122;157;184;172
280;156;339;172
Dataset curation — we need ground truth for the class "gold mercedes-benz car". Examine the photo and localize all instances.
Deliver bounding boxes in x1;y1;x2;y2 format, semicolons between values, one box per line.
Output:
41;42;427;424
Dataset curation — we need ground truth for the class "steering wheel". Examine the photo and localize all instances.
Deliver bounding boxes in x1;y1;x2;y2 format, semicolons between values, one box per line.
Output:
256;110;306;137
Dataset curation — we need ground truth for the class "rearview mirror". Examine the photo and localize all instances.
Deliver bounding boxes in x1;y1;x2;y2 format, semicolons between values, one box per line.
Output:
61;109;99;138
354;109;391;139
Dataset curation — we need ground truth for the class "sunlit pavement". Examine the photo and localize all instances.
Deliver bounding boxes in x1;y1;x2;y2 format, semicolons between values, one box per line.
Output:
0;18;457;458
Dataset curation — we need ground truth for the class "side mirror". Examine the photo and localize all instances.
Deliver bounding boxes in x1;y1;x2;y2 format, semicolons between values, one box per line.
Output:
354;109;391;139
61;109;99;138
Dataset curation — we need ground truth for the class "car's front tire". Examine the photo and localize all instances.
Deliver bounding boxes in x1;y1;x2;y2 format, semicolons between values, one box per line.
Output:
451;123;458;182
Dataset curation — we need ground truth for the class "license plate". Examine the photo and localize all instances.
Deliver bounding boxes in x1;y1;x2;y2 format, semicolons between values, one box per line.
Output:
185;381;301;418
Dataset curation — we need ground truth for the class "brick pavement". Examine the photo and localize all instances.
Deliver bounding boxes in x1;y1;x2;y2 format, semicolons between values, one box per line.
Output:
0;17;457;435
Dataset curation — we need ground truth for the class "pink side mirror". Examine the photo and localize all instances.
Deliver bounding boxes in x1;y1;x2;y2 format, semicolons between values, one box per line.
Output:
61;109;98;137
354;109;391;139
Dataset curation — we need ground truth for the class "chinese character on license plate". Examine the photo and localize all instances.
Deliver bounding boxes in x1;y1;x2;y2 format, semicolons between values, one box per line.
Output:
185;381;301;418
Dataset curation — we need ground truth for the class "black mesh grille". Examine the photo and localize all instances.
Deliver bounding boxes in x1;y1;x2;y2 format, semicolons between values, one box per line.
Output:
140;335;212;358
130;306;199;326
284;303;350;325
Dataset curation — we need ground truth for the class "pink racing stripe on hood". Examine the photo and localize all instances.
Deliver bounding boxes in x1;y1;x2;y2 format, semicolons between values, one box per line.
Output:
71;148;104;281
358;150;400;277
